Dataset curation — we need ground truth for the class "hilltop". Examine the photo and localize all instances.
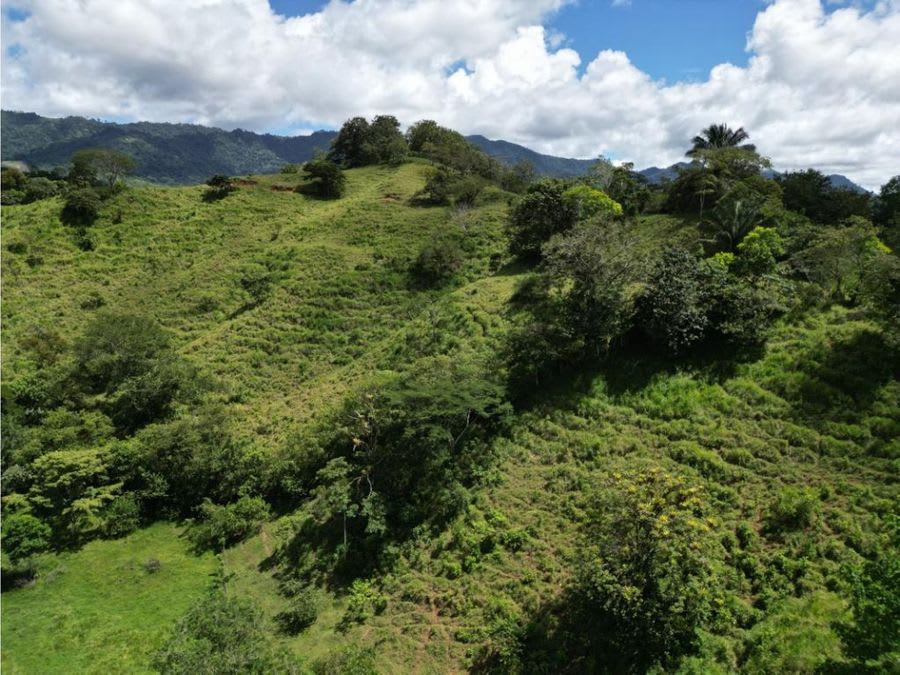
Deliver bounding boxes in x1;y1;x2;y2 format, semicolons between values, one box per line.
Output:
0;111;870;192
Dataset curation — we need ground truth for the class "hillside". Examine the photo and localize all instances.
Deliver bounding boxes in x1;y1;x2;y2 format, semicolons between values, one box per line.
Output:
3;111;871;193
2;159;897;674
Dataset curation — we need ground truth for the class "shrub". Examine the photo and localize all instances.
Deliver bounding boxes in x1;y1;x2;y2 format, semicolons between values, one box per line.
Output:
766;487;820;533
344;579;387;624
102;494;141;538
202;175;235;201
153;589;300;674
1;513;52;561
187;496;271;551
143;558;162;574
60;188;101;226
302;157;346;199
312;646;378;675
277;588;319;634
507;179;578;259
411;237;463;287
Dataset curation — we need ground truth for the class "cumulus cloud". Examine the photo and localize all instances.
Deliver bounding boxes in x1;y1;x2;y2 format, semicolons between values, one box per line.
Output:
2;0;899;188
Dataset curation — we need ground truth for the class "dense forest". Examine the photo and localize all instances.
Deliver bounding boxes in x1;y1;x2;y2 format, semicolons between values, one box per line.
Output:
1;115;898;674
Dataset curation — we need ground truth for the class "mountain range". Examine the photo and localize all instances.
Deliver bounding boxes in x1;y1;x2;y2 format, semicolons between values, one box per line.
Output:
0;110;868;192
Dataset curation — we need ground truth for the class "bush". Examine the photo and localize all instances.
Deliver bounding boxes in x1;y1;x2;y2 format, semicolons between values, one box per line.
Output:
344;579;387;624
277;588;319;634
312;646;378;675
102;494;141;538
766;487;820;533
561;184;623;220
302;157;346;199
187;496;271;551
202;175;235;201
153;589;300;674
1;513;52;561
410;237;463;287
507;179;578;259
60;188;101;226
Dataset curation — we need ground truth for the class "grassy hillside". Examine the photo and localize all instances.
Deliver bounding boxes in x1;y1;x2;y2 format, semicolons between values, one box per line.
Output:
2;162;897;673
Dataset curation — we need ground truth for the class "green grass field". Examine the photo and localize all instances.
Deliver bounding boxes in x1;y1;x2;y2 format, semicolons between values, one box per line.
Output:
1;523;217;674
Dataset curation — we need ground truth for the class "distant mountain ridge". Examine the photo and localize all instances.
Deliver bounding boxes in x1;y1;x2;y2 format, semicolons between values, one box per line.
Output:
1;110;868;193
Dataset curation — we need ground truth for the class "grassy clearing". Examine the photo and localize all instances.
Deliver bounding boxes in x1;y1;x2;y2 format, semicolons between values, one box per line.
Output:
1;523;217;675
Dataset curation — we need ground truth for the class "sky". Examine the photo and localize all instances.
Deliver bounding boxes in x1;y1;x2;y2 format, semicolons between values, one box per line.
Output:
2;0;899;189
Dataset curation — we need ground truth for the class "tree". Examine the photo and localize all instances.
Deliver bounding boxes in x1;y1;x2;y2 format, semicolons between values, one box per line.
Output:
367;114;407;165
60;188;101;227
203;175;235;201
411;237;464;287
703;196;767;252
69;149;136;189
791;219;890;301
329;116;373;167
302;156;346;199
1;513;52;560
875;175;900;230
73;311;193;433
507;179;578;259
576;467;733;672
542;221;645;354
606;163;651;216
561;184;623;221
687;123;755;156
638;248;710;354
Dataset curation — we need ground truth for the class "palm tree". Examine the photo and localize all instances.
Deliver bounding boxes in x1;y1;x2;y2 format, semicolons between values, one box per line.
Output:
703;198;764;252
687;124;756;157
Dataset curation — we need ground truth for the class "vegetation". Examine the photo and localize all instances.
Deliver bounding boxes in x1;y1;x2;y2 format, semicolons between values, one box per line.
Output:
2;119;898;674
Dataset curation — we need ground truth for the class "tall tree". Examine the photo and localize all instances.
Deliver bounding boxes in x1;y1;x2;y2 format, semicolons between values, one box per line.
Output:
687;123;756;156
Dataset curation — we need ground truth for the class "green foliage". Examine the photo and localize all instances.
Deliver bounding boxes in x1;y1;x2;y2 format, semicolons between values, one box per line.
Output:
639;248;710;353
69;148;136;189
411;236;463;287
416;166;485;206
734;226;784;276
542;220;645;354
791;219;890;301
330;115;407;167
203;174;236;201
302;156;347;199
779;169;872;224
153;588;300;674
839;516;900;669
101;493;142;538
277;588;319;634
576;467;733;671
1;513;52;560
312;646;378;675
606;163;652;216
703;196;768;252
60;187;101;226
561;184;623;220
187;496;271;551
73;311;194;433
765;487;820;533
344;579;388;623
507;179;577;258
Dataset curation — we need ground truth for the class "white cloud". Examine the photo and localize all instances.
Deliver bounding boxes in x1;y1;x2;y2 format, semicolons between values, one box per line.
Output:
2;0;899;189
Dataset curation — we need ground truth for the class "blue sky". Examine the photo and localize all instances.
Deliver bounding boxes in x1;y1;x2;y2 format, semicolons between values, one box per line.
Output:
3;0;898;188
267;0;763;84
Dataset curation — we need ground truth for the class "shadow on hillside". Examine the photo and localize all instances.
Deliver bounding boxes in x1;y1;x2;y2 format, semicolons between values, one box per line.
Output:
788;328;896;423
